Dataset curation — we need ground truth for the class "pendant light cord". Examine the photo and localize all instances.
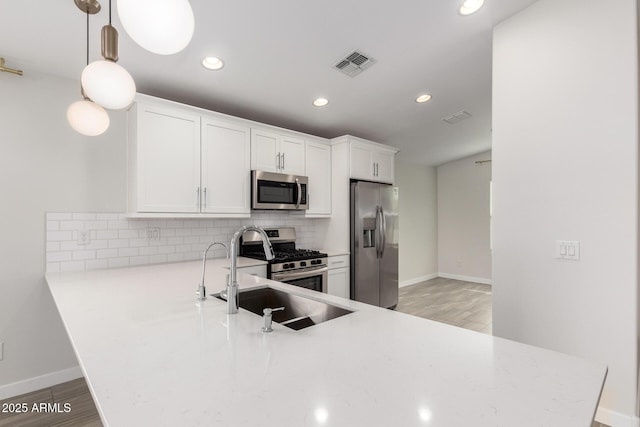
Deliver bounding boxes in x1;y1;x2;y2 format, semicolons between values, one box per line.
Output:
86;10;89;66
108;0;112;25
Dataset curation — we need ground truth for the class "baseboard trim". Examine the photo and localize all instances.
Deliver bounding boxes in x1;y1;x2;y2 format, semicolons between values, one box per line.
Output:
438;272;492;285
595;406;640;427
0;366;82;400
399;274;438;288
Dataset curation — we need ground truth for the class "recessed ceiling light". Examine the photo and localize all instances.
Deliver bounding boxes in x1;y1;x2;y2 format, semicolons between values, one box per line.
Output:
313;98;329;107
202;57;224;70
415;94;432;103
459;0;484;15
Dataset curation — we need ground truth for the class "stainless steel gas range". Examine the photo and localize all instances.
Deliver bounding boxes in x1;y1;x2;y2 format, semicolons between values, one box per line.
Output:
240;227;328;292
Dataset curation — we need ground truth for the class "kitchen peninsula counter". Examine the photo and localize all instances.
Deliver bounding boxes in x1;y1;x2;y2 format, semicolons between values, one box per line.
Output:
46;260;605;427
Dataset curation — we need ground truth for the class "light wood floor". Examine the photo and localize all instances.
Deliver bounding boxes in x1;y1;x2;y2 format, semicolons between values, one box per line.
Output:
396;276;493;334
396;277;609;427
1;278;608;427
0;378;101;427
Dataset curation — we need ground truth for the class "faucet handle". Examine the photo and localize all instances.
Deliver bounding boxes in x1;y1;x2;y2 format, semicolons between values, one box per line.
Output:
262;306;285;332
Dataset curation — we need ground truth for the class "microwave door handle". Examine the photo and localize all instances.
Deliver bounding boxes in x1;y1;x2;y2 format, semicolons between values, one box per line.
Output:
295;178;301;208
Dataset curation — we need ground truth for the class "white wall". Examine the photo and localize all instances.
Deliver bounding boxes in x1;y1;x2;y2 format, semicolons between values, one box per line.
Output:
0;71;127;390
437;151;492;284
492;0;638;425
396;160;438;285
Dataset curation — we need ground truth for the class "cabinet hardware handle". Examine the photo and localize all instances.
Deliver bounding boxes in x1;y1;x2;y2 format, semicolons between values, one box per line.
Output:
276;153;280;170
196;187;200;207
331;260;345;264
281;153;285;170
203;187;207;207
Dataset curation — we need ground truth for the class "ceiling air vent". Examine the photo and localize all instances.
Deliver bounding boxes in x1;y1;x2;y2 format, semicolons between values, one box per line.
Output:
334;50;376;77
443;110;472;125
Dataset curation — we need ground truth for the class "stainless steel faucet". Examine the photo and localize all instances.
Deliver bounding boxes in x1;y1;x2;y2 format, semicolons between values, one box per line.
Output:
226;225;275;314
196;242;229;301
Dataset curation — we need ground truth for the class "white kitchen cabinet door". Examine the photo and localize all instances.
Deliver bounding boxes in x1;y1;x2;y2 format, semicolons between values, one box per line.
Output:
349;140;396;184
372;150;395;184
201;118;251;214
251;129;279;173
251;129;306;175
328;267;350;299
305;141;331;216
279;135;306;175
135;102;201;213
350;143;374;181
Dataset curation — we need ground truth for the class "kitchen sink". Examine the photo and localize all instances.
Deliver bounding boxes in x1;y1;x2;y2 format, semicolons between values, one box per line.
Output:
214;286;354;330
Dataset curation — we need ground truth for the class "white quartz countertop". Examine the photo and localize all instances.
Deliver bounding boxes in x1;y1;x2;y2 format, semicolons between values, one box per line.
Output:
320;249;350;257
46;261;605;427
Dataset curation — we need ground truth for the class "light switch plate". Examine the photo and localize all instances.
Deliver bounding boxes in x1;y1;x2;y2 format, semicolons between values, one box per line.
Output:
556;240;580;260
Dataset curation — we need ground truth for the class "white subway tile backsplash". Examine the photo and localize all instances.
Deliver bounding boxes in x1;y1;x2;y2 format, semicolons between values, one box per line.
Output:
138;246;158;256
108;257;130;268
73;250;96;261
96;230;118;240
108;239;130;249
118;229;141;239
130;255;150;266
107;220;129;230
47;231;73;241
149;254;168;264
46;211;319;273
60;261;86;272
97;249;119;259
118;247;139;257
47;251;73;263
96;213;120;220
47;213;73;220
72;213;97;220
86;259;109;270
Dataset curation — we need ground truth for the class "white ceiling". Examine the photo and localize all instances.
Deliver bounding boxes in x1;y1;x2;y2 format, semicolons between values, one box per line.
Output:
0;0;539;165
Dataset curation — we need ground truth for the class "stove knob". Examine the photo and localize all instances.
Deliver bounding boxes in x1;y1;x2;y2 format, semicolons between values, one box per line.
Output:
285;263;292;269
300;261;307;267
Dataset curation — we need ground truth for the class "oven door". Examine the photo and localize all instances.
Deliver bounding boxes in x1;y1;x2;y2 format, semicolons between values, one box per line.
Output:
252;170;308;210
271;266;328;293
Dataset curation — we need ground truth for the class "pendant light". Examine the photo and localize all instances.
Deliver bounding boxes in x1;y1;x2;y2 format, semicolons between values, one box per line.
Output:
116;0;194;55
81;0;136;110
67;1;110;136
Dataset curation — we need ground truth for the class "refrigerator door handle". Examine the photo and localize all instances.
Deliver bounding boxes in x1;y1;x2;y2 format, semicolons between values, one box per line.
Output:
380;206;387;258
375;206;382;258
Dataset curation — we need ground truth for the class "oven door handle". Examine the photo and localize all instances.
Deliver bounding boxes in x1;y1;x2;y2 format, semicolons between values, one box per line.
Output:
295;178;302;208
272;266;329;281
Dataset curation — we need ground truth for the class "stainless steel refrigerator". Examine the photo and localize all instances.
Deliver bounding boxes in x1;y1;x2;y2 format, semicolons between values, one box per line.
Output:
350;181;399;308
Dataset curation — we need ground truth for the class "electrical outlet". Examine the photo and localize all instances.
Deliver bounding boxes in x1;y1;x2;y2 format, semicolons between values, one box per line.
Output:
145;227;160;240
77;229;90;245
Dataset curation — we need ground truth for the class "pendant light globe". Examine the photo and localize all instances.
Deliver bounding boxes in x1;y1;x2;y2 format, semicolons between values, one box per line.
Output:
81;60;136;110
116;0;195;55
67;99;110;136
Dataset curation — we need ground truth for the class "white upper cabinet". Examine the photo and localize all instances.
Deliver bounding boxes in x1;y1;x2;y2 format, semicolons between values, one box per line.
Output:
127;95;251;217
201;116;251;214
130;101;201;213
251;129;306;175
348;139;397;184
305;141;331;216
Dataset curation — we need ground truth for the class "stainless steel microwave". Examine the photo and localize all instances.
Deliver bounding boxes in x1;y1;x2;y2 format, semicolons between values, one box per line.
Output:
251;170;309;210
